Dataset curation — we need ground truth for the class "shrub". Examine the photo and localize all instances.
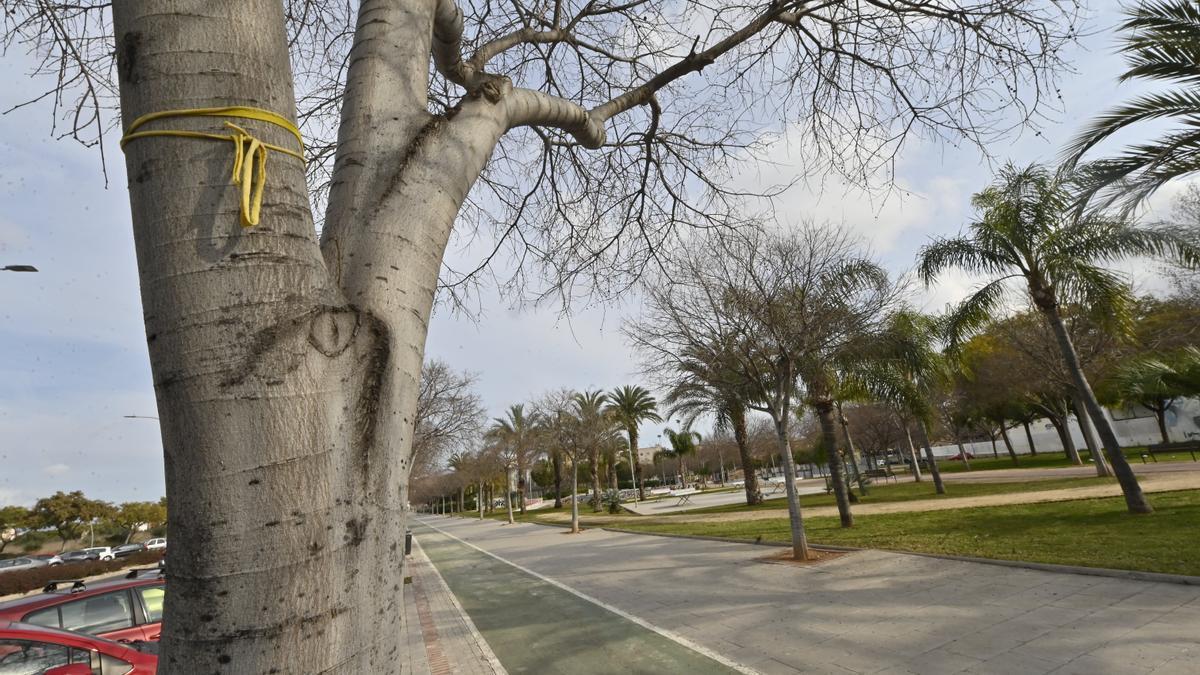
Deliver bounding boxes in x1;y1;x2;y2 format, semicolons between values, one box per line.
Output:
601;490;623;514
0;550;164;597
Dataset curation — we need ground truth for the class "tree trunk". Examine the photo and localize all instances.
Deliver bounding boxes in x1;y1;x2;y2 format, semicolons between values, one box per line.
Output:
1043;307;1150;512
732;412;762;505
552;450;564;508
1023;421;1038;456
505;468;515;524
518;471;527;515
838;408;869;496
628;428;644;501
989;434;999;459
1073;392;1110;476
903;423;923;481
954;436;972;470
590;448;602;512
570;456;580;534
916;421;946;495
773;415;811;560
815;401;853;527
999;422;1020;466
478;480;484;520
1048;414;1081;466
1155;407;1171;444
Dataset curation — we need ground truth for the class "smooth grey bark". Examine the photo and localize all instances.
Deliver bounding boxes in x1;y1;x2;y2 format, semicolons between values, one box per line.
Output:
570;458;580;533
837;403;869;496
772;417;811;559
1048;414;1082;465
814;401;853;527
589;448;602;512
1023;421;1038;456
1073;391;1112;477
1044;309;1148;511
915;421;946;495
626;427;644;501
478;480;484;519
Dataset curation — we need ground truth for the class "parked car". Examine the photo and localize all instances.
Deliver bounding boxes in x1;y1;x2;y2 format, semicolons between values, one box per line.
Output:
57;551;96;565
0;572;166;644
111;544;145;559
142;540;166;552
82;548;115;562
29;554;63;566
0;558;48;575
0;620;157;674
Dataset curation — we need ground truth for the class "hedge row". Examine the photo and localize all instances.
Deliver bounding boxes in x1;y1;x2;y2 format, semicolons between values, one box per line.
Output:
0;550;165;597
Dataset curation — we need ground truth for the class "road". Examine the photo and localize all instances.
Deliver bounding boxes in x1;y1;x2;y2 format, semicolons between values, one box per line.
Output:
415;515;1200;674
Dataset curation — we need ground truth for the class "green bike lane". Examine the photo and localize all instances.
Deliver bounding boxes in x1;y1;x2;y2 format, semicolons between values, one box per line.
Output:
411;519;750;674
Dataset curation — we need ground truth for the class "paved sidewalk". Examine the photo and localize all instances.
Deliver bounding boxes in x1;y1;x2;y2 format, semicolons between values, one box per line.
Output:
418;515;1200;674
403;537;507;675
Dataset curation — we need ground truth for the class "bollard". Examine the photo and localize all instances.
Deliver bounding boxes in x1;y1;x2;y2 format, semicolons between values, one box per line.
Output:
405;530;413;556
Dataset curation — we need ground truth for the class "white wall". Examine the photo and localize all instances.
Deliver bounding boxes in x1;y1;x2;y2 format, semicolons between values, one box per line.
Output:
927;399;1200;458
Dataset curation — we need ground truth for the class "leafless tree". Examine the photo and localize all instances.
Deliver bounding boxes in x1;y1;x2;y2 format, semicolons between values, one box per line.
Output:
631;224;898;558
2;0;1082;667
410;359;487;481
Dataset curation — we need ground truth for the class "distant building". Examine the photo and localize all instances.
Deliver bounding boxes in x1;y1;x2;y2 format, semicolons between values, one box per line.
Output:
637;444;665;465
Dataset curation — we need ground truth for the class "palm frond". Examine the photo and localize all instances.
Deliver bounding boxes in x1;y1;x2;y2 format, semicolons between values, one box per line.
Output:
943;276;1014;348
917;236;1013;285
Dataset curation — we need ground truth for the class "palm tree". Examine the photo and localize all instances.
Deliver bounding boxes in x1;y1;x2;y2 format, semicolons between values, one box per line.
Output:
1109;350;1200;443
662;428;701;487
1064;0;1200;213
662;349;763;505
447;451;470;514
918;163;1199;513
487;404;538;515
605;385;662;501
573;390;614;512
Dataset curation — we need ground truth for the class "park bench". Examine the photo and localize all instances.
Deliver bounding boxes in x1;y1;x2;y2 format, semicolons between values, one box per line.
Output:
765;476;796;494
863;467;898;483
649;487;673;497
1142;441;1200;462
669;487;700;505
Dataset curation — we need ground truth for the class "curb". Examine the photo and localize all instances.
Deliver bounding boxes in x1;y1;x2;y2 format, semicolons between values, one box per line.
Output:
595;526;1200;586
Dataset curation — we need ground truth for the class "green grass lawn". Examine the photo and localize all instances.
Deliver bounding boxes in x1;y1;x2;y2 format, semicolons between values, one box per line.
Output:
680;476;1118;516
613;489;1200;576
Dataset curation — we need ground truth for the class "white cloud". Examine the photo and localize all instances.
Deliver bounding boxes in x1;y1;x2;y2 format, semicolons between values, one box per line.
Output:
43;463;70;476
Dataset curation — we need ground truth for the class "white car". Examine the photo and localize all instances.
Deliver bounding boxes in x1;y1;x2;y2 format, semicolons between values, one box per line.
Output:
144;538;166;551
82;546;115;561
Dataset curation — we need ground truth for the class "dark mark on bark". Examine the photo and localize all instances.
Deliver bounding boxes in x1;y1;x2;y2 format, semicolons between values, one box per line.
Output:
117;31;141;85
344;517;368;546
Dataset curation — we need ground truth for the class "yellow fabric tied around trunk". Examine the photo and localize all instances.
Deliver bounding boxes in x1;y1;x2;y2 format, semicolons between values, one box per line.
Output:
119;106;305;228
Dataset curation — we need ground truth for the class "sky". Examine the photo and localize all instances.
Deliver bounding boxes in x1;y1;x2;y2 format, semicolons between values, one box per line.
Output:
0;0;1188;505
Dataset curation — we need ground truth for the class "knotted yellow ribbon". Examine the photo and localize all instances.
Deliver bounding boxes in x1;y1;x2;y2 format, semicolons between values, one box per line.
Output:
119;106;305;227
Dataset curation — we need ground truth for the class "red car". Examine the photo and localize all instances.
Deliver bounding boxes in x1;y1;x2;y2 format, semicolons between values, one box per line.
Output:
0;620;157;674
0;572;165;644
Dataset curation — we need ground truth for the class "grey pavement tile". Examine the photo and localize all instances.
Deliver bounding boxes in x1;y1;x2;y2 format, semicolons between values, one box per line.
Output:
899;647;984;675
942;633;1028;661
1149;655;1200;674
752;658;807;675
1048;654;1154;675
969;651;1064;675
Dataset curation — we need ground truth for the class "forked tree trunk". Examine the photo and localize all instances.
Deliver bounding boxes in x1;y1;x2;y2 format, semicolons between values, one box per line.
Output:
1043;307;1149;512
733;410;763;504
915;421;946;495
814;401;853;527
1048;414;1082;465
1072;393;1110;476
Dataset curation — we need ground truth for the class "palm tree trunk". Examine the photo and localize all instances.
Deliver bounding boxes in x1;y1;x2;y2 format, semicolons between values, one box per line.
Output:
1072;392;1110;476
1044;307;1150;513
838;407;869;496
505;468;515;524
916;421;946;495
518;470;527;515
570;456;580;534
458;487;465;516
903;423;923;481
999;421;1019;465
773;415;811;560
478;480;484;520
629;428;644;501
815;401;853;527
552;450;564;508
590;448;602;512
732;412;762;505
1023;421;1038;456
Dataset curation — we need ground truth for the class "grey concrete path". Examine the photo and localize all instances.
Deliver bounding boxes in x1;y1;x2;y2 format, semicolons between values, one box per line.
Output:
626;480;829;515
937;461;1200;483
416;515;1200;675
